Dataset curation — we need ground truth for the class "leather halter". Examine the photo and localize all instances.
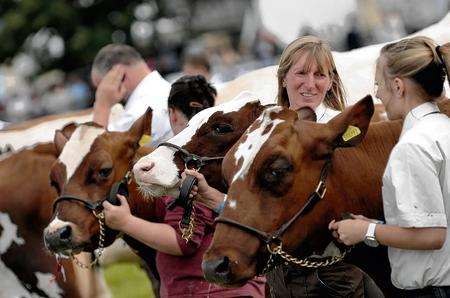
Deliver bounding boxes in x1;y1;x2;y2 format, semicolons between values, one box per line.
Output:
215;158;332;247
158;142;224;232
158;142;224;171
52;172;130;214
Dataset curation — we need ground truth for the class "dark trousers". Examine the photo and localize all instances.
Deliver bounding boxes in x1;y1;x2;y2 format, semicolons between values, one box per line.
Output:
399;286;450;298
267;262;384;298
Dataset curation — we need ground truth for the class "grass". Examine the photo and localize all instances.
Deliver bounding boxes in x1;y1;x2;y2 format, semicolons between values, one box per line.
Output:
104;262;155;298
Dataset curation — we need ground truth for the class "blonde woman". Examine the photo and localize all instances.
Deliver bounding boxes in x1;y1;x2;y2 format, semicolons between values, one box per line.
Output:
330;37;450;297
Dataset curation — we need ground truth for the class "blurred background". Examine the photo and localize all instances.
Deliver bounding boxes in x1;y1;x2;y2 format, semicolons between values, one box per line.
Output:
0;1;448;297
0;0;449;124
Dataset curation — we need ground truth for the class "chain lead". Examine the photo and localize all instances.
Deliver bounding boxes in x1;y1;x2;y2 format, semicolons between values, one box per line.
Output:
261;242;351;273
71;210;106;269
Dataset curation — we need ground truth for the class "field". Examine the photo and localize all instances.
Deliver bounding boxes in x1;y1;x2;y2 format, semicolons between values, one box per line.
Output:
104;262;155;298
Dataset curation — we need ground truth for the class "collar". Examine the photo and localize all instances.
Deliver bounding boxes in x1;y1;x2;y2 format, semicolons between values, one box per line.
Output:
401;101;440;137
126;71;165;108
315;103;327;122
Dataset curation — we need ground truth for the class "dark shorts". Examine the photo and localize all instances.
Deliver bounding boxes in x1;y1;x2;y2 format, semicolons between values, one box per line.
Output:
266;262;384;298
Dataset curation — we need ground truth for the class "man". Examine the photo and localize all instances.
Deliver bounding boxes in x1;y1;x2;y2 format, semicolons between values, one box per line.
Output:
91;44;173;146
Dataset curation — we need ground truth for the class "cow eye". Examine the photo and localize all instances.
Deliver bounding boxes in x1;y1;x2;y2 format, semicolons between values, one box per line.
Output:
213;123;234;135
258;156;293;196
98;167;112;178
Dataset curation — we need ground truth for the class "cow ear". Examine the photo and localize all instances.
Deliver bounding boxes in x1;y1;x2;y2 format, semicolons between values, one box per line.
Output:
314;95;374;157
54;122;78;155
296;107;317;122
127;107;153;147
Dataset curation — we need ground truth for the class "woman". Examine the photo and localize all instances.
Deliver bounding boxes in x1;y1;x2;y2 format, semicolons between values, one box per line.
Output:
189;36;382;297
329;37;450;297
103;75;265;297
189;35;346;210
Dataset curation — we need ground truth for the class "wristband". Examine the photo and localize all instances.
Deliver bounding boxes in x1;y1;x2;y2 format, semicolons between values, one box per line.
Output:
214;198;226;214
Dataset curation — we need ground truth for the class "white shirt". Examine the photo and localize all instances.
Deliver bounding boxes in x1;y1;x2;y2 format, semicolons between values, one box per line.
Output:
108;71;173;146
382;102;450;289
315;103;340;123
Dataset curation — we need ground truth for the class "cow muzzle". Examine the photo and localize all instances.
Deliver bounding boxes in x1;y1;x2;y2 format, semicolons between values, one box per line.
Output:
43;224;76;253
202;256;233;285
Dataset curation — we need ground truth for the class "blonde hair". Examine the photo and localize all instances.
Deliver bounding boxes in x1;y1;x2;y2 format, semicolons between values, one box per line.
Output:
379;36;449;99
277;36;346;111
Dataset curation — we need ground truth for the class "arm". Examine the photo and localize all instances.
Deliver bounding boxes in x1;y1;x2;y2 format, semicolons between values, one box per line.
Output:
93;65;127;127
330;141;447;250
103;195;183;255
329;219;446;250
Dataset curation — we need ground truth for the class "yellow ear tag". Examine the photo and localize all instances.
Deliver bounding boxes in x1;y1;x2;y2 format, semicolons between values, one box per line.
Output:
342;125;361;142
139;134;152;147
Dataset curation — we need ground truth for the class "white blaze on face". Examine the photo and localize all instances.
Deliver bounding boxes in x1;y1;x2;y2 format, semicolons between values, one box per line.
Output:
58;125;105;182
134;91;262;193
232;106;284;183
46;216;73;235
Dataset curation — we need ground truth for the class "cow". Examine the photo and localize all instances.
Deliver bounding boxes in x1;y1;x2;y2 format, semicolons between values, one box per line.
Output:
0;142;111;298
42;109;161;296
202;96;405;296
132;92;269;198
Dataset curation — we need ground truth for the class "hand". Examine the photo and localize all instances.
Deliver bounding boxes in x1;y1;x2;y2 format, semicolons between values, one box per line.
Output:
182;169;225;211
328;218;370;246
95;65;127;107
102;195;132;230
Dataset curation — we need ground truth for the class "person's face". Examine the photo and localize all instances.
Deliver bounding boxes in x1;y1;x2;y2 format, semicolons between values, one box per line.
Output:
283;53;332;110
374;58;404;120
169;107;189;135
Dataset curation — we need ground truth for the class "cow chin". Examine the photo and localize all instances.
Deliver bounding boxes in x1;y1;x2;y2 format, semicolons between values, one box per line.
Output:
202;245;259;287
137;182;180;198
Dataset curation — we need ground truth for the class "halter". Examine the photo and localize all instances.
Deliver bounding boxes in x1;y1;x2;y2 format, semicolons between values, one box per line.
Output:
51;171;130;268
216;158;350;273
158;142;224;171
158;142;224;241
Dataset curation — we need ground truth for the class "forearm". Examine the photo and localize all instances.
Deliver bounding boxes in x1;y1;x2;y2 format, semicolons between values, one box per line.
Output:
121;215;183;255
93;101;112;127
375;224;446;250
200;187;225;211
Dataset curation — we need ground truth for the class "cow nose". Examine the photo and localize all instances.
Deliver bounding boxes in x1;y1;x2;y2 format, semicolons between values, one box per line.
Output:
59;225;72;240
43;226;72;252
134;161;155;176
202;256;232;284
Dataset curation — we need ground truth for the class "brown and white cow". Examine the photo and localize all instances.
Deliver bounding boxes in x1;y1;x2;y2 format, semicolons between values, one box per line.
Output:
133;92;269;197
42;109;161;295
202;96;403;295
0;142;101;298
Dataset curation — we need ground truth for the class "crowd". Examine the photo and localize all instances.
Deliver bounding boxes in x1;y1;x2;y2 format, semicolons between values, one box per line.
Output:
76;30;450;297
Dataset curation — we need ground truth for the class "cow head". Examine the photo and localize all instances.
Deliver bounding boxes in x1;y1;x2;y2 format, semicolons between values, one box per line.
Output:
133;92;268;197
43;108;152;256
203;96;375;286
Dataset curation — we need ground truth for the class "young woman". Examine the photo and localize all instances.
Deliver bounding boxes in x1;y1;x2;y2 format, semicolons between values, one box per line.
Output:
329;36;450;297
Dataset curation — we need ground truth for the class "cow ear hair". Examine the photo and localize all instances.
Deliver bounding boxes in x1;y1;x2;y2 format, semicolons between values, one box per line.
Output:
296;107;317;122
314;95;374;157
54;122;78;155
127;107;153;147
